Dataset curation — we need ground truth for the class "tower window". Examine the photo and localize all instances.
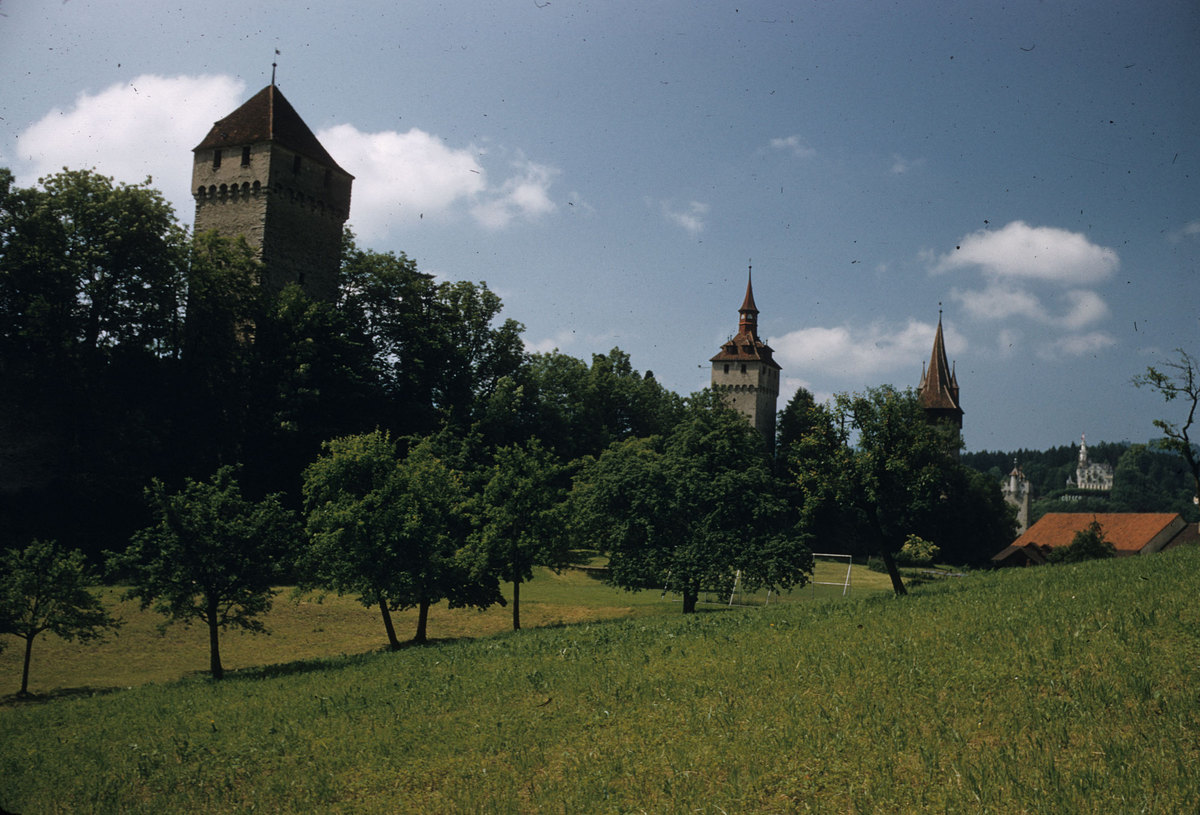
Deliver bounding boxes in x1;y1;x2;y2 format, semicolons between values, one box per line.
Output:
741;364;747;374
723;364;729;374
212;149;222;169
323;168;332;188
241;146;251;166
292;155;302;174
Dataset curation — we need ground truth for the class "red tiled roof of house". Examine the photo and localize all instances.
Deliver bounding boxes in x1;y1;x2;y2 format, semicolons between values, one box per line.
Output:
1010;513;1184;555
193;85;349;175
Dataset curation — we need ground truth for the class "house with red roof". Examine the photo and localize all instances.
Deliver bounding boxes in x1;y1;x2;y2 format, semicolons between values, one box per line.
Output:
992;512;1199;566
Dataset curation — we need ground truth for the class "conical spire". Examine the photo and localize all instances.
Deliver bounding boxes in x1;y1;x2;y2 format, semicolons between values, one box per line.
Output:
738;267;759;339
918;310;963;423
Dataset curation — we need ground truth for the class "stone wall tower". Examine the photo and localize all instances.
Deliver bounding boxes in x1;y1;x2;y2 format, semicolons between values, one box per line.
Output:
191;84;353;301
710;270;781;450
1002;460;1032;535
917;310;963;443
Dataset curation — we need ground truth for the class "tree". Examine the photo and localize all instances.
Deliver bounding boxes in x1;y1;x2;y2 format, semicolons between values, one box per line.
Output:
1133;349;1200;512
475;439;570;630
572;390;810;613
789;387;959;595
0;539;119;695
303;431;501;647
111;466;298;679
1045;519;1116;563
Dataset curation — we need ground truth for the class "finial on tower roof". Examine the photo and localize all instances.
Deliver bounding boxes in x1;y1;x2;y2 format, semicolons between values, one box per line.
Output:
271;48;280;85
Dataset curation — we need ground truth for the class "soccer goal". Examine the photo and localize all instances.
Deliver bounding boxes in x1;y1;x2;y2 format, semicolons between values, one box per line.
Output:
810;552;853;598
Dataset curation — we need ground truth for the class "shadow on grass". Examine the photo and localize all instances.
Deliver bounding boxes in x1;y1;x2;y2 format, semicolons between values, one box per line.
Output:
0;684;124;708
223;635;472;683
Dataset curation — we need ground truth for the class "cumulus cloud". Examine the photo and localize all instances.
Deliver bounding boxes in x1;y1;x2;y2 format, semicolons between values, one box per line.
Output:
661;200;708;235
769;135;816;159
319;123;487;238
932;220;1118;285
14;74;247;218
1041;331;1118;358
13;73;559;242
889;154;925;174
772;318;964;381
469;158;558;231
1168;219;1200;243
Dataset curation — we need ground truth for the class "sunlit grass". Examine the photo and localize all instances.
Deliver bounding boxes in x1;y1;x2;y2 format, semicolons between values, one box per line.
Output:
0;562;887;695
4;550;1195;813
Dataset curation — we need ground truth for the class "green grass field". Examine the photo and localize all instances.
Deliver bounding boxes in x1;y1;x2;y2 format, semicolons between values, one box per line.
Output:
3;551;1195;813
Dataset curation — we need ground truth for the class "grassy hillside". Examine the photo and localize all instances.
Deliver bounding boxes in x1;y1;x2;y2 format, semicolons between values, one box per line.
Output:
2;550;1197;813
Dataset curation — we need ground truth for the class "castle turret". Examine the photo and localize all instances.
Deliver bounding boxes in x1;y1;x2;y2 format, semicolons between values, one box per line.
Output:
710;269;781;450
192;84;353;301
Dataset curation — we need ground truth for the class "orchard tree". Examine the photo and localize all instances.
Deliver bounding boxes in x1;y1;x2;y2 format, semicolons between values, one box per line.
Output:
572;390;811;613
790;387;958;595
475;439;570;630
303;431;501;647
111;466;298;679
1133;348;1200;511
1;539;119;696
1045;520;1116;563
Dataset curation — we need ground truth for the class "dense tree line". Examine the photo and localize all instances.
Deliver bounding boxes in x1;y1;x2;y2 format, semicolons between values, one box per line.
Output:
3;168;1039;686
963;441;1200;525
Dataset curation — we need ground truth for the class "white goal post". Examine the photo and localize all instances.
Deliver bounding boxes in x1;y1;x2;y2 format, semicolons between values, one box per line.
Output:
810;552;853;597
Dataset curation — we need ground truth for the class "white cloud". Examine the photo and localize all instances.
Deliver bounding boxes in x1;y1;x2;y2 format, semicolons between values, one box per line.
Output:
1041;331;1118;358
13;73;558;242
319;123;487;238
889;154;925;174
14;74;247;219
773;318;963;381
1059;289;1110;330
1168;219;1200;243
524;329;577;355
932;220;1118;285
661;200;708;235
469;158;558;231
950;283;1109;329
769;135;816;159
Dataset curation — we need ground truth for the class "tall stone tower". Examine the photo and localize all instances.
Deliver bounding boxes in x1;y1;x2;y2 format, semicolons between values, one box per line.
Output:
191;84;353;301
710;270;781;450
1002;460;1032;535
917;311;963;439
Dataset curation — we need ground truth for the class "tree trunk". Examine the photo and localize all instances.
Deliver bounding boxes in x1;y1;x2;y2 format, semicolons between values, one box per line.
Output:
682;585;698;614
512;576;521;631
879;547;908;596
19;634;35;696
414;598;430;644
206;598;224;679
378;598;400;651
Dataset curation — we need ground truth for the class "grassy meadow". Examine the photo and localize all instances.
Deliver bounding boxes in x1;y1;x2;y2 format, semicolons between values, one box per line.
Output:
2;550;1197;812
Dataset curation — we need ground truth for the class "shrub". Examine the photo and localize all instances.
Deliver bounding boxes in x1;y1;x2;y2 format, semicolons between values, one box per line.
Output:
896;535;940;567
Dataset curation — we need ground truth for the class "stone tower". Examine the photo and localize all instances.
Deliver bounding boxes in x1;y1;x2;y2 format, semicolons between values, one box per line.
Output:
1002;459;1032;535
917;311;963;439
191;84;353;301
710;270;781;450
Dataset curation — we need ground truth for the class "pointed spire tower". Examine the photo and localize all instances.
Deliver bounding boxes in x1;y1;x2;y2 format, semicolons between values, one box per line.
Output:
918;309;964;435
191;83;353;301
710;268;782;450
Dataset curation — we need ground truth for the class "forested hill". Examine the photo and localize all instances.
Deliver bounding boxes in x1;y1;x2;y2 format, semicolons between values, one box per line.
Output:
962;441;1199;525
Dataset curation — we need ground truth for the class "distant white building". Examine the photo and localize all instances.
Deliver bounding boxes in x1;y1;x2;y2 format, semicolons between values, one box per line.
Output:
1066;434;1114;492
1002;460;1032;534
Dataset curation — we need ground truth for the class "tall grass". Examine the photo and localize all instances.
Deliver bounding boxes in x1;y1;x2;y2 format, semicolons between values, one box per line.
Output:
3;549;1196;813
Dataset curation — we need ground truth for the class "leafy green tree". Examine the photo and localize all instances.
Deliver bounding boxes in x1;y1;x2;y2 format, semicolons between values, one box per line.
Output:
572;390;810;613
111;466;299;679
303;431;501;646
1045;520;1116;563
0;539;119;695
475;439;570;630
790;387;959;595
1133;349;1200;511
896;535;940;567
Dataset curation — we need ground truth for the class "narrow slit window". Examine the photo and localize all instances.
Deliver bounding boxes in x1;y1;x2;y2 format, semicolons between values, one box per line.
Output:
292;155;302;174
241;146;251;166
212;149;222;169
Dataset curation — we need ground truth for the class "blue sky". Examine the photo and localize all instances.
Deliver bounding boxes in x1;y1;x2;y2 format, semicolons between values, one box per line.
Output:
1;0;1196;452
